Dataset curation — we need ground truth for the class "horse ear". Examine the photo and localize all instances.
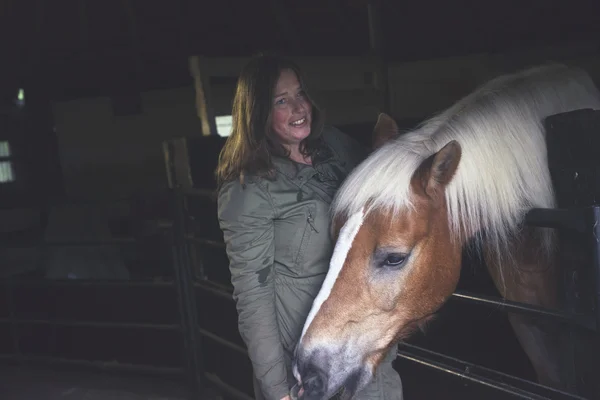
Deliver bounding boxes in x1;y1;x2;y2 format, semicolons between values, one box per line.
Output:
372;113;399;150
425;140;462;202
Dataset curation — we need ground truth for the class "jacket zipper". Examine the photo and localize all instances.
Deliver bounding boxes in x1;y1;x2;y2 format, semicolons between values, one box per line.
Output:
307;211;319;233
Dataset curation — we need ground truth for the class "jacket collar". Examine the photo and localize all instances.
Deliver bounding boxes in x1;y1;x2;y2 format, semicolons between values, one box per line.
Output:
271;143;337;183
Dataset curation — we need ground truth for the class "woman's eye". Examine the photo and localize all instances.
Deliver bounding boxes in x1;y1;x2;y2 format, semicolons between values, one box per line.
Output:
275;98;286;105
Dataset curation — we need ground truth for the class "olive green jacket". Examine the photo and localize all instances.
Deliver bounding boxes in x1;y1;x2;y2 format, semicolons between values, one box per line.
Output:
217;126;366;400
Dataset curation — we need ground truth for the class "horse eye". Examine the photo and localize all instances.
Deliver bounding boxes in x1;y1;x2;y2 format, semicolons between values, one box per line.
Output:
383;253;407;267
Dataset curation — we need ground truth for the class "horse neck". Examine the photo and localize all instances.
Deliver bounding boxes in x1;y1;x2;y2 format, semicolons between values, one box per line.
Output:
482;225;559;310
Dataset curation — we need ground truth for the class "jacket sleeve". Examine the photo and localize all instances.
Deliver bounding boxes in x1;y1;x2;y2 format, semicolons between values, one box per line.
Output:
217;179;289;400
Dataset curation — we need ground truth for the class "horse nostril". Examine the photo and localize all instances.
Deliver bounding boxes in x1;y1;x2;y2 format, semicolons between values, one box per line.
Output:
302;368;326;399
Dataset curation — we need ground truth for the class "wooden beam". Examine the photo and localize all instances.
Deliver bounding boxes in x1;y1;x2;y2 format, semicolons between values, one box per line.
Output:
367;0;390;115
268;0;297;45
189;55;217;137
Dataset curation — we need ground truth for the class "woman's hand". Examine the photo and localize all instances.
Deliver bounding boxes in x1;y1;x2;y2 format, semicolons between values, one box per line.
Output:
288;384;305;400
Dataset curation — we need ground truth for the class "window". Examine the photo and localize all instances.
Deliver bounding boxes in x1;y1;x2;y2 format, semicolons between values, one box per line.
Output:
15;88;25;108
0;141;15;183
215;115;233;137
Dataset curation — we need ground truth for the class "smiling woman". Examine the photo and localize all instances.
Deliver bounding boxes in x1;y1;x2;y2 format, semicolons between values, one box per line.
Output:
215;53;403;400
270;69;313;163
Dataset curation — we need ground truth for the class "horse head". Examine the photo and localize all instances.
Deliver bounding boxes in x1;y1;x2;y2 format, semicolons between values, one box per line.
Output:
293;64;600;398
293;113;465;400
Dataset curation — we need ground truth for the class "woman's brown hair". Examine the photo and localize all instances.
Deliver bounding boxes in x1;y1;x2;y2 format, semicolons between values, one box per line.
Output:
215;53;324;187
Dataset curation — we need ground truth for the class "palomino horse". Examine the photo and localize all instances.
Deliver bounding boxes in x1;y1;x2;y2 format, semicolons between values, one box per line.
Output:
292;64;600;400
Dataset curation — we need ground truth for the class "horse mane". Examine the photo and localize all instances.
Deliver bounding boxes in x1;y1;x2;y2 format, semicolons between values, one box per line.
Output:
331;63;600;266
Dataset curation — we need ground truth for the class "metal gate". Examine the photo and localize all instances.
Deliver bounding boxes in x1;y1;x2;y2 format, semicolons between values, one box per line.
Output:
1;109;599;400
161;108;600;400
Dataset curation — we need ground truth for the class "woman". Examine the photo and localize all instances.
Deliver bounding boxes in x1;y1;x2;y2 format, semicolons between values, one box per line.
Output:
216;53;403;400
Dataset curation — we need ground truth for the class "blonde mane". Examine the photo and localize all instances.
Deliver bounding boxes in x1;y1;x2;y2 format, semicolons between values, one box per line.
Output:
331;64;600;263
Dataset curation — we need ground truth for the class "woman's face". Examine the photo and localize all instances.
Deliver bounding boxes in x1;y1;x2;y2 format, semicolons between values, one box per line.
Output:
270;69;313;148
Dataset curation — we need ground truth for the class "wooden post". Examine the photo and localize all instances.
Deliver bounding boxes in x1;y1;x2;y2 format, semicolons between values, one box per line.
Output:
78;0;88;49
189;55;218;136
367;0;391;115
163;138;194;190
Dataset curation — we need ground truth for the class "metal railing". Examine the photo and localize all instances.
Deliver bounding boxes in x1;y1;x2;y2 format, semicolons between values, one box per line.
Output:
177;179;600;400
0;189;244;400
1;188;598;400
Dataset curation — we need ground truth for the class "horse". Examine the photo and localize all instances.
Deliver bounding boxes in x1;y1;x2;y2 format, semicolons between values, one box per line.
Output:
292;63;600;400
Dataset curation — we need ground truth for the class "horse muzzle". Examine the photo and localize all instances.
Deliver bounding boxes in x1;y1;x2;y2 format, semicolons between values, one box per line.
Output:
292;345;373;400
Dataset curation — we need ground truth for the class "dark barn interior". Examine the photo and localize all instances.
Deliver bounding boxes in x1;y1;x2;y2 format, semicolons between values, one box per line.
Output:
1;0;600;399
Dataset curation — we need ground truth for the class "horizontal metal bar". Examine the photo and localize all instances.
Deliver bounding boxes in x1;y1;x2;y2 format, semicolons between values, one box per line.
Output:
0;238;138;249
399;342;534;387
186;236;226;249
0;354;184;376
0;196;133;211
451;290;597;332
396;342;586;400
397;352;545;400
194;280;234;301
0;317;244;353
0;318;180;331
44;238;137;245
198;327;247;355
524;207;588;233
0;318;244;356
0;353;251;400
195;278;233;293
0;279;176;288
0;317;247;354
205;372;254;400
0;278;236;303
182;188;217;199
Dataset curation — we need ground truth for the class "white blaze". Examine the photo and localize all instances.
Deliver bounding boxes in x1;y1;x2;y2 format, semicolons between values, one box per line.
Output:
299;207;365;342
